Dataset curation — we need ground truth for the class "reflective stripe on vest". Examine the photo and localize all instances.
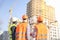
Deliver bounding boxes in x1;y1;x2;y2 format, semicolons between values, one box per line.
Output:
9;24;16;34
16;36;26;39
9;34;12;38
37;38;47;40
16;32;26;35
10;35;12;38
22;32;26;34
16;32;22;35
10;24;16;27
16;32;22;39
10;36;12;38
16;32;26;39
16;36;22;39
38;34;47;36
10;34;12;35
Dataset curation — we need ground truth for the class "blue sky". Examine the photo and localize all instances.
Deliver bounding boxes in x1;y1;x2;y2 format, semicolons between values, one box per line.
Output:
0;0;60;31
0;0;29;31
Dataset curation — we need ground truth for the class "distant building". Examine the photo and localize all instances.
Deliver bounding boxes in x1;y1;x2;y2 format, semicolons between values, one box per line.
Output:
0;34;2;40
48;21;59;40
0;31;10;40
58;26;60;40
0;31;3;40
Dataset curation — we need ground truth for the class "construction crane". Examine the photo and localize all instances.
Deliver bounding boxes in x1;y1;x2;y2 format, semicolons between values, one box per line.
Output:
9;0;18;24
9;8;13;25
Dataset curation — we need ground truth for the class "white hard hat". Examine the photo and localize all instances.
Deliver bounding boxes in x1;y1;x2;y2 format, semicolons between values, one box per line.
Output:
12;17;18;22
12;17;22;23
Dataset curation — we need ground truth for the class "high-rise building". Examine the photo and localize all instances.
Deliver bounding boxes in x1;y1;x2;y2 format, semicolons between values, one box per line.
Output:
27;0;46;17
45;6;55;25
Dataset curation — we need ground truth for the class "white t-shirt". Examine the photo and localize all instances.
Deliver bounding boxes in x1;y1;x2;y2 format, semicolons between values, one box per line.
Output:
27;24;30;40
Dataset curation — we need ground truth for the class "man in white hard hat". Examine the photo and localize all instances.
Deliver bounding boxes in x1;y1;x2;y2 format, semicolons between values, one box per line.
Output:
8;17;20;40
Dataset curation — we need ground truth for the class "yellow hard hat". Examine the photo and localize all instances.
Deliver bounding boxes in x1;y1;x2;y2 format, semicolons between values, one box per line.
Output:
22;15;28;20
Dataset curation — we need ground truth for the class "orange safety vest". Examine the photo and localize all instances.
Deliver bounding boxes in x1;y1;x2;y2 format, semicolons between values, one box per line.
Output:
21;22;28;40
16;22;28;40
35;23;48;40
16;23;23;40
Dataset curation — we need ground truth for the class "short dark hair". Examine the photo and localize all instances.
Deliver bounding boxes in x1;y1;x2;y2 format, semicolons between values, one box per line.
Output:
12;21;17;24
38;21;43;23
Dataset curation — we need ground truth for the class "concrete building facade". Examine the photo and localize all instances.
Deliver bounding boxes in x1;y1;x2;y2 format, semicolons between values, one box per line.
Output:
48;22;58;40
27;0;46;17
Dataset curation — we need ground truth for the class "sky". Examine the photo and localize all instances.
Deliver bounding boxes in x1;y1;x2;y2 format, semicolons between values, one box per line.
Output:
0;0;29;31
0;0;60;31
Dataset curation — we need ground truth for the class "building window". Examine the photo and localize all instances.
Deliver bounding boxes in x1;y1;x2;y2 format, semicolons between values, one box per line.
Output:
53;35;56;37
